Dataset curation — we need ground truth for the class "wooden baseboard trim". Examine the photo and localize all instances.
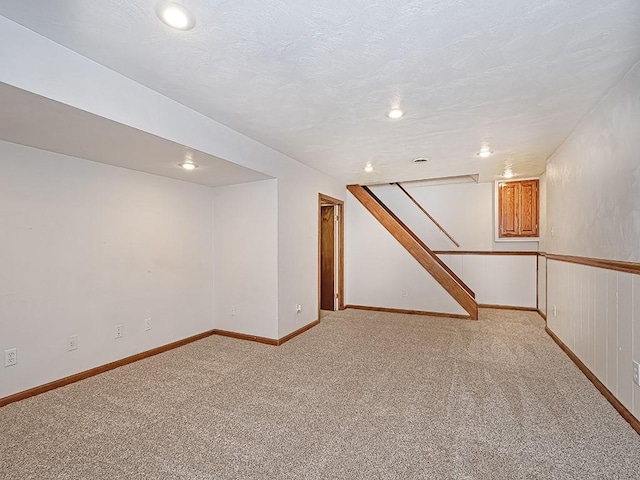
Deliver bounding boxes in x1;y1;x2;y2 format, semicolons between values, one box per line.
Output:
345;304;472;320
278;320;321;345
545;326;640;436
214;320;320;346
0;329;216;408
1;319;324;408
213;329;278;346
478;304;538;312
537;309;547;321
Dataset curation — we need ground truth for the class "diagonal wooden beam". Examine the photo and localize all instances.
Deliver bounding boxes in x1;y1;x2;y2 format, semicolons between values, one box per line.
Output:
348;184;477;320
362;186;474;299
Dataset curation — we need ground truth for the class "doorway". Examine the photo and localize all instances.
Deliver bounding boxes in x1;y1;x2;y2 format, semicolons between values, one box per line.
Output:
318;194;344;316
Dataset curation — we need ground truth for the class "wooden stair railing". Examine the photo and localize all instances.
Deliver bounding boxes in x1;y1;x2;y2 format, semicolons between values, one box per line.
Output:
348;184;478;320
393;183;461;248
361;185;474;299
364;186;474;299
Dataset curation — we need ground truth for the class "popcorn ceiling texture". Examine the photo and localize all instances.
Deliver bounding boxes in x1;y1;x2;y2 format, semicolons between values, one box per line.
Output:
1;1;639;183
543;60;640;262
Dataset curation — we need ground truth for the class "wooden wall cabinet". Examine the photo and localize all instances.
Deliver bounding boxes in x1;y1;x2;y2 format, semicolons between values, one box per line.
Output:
498;179;539;238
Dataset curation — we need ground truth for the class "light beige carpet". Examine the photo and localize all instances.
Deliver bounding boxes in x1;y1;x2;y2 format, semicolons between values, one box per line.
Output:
1;308;640;479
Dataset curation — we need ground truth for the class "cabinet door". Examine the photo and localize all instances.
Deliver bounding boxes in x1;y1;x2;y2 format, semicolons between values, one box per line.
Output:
518;180;538;236
498;182;519;237
498;179;539;238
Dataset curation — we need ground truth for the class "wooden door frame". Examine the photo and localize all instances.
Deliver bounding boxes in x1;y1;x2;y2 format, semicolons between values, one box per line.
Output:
318;194;345;318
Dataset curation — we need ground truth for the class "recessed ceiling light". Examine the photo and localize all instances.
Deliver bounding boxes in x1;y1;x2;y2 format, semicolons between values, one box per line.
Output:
388;109;404;120
476;145;494;158
156;1;195;30
364;162;373;173
179;159;198;170
477;150;493;158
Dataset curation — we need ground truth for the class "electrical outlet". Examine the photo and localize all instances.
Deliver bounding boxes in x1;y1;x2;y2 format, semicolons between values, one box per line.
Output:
401;290;408;298
4;348;17;367
231;306;236;316
145;318;152;331
633;361;640;387
115;324;123;339
67;335;78;351
296;304;302;313
553;304;557;317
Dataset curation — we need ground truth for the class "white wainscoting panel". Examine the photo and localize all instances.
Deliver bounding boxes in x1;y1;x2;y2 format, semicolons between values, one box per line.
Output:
606;269;618;397
618;273;633;412
594;268;608;382
547;258;640;419
537;255;547;315
634;278;640;417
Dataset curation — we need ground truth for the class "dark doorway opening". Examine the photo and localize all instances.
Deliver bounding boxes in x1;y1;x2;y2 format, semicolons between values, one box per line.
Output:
318;194;344;314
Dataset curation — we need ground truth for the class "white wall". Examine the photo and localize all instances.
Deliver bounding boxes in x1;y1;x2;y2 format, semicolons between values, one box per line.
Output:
345;193;466;315
544;60;640;419
0;17;345;341
371;182;539;252
352;182;539;310
538;172;547;250
543;62;640;263
276;169;344;338
0;141;215;398
440;254;537;308
538;172;547;314
213;180;278;339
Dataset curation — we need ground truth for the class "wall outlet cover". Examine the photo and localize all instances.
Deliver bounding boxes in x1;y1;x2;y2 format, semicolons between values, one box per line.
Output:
4;348;17;367
633;361;640;387
67;335;78;351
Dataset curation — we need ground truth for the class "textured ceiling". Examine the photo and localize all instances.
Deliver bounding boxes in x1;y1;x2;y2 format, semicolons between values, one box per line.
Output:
0;83;271;187
1;0;640;184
